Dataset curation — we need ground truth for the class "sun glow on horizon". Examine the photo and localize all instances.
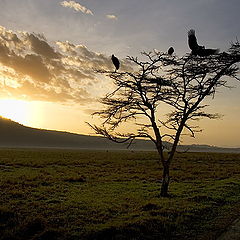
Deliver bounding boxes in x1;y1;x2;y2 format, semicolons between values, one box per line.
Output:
0;98;32;126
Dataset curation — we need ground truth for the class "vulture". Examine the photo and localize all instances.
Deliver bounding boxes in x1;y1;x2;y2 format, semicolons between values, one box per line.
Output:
111;54;120;71
197;48;219;57
188;29;205;55
168;47;174;55
188;29;219;56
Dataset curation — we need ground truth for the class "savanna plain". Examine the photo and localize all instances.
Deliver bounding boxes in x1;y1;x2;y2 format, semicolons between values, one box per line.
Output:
1;149;240;240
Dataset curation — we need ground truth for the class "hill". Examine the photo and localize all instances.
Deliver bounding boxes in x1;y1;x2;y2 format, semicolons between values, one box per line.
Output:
0;117;239;152
0;117;155;150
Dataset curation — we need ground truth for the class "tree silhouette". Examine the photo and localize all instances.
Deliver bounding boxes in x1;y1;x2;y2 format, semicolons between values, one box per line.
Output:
90;40;240;197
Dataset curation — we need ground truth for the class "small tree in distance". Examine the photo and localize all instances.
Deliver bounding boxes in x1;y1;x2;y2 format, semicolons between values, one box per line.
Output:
89;41;240;197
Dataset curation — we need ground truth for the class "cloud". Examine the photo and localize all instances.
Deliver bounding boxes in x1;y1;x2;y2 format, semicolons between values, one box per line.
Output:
11;54;51;83
27;34;60;59
0;26;122;104
106;15;118;20
60;0;93;15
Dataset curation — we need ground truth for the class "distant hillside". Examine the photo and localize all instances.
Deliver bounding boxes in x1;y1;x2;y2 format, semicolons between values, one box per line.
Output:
177;144;240;153
0;117;155;150
0;117;239;153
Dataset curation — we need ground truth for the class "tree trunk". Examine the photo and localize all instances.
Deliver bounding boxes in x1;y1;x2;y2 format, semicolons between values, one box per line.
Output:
160;162;170;197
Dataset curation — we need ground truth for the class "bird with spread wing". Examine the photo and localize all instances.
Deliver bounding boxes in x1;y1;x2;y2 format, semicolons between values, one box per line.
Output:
188;29;219;56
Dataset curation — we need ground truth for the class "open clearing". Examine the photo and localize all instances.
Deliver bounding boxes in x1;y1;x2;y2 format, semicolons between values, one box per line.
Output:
0;149;240;239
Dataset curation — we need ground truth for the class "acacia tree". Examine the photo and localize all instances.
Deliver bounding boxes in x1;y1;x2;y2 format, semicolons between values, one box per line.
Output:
90;42;240;197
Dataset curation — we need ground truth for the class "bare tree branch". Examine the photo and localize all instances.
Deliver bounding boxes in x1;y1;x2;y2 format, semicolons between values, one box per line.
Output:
88;41;240;197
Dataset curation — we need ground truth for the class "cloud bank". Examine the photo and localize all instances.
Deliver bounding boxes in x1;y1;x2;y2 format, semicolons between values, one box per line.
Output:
60;0;93;15
0;26;121;104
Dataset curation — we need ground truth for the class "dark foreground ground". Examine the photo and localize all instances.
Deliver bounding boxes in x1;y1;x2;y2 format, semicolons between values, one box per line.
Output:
0;149;240;240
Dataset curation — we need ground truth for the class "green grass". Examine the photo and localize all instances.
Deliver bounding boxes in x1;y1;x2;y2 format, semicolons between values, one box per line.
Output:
0;149;240;239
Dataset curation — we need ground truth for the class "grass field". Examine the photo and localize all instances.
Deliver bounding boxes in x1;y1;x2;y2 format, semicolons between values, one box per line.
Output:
0;149;240;240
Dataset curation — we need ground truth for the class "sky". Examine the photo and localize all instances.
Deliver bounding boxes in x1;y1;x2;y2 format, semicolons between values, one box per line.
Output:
0;0;239;147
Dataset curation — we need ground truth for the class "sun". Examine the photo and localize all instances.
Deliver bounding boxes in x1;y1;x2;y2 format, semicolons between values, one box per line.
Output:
0;98;31;125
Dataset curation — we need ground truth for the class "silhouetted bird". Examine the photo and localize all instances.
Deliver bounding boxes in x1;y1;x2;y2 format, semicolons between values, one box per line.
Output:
188;29;219;56
111;54;120;71
188;29;205;56
197;48;219;57
168;47;174;55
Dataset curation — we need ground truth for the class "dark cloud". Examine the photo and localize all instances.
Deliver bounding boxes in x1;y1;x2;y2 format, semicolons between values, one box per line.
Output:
27;33;60;59
12;54;51;83
0;42;10;59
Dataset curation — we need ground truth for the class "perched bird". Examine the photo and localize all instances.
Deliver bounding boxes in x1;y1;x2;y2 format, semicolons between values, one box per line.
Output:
168;47;174;55
111;54;120;71
188;29;219;56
